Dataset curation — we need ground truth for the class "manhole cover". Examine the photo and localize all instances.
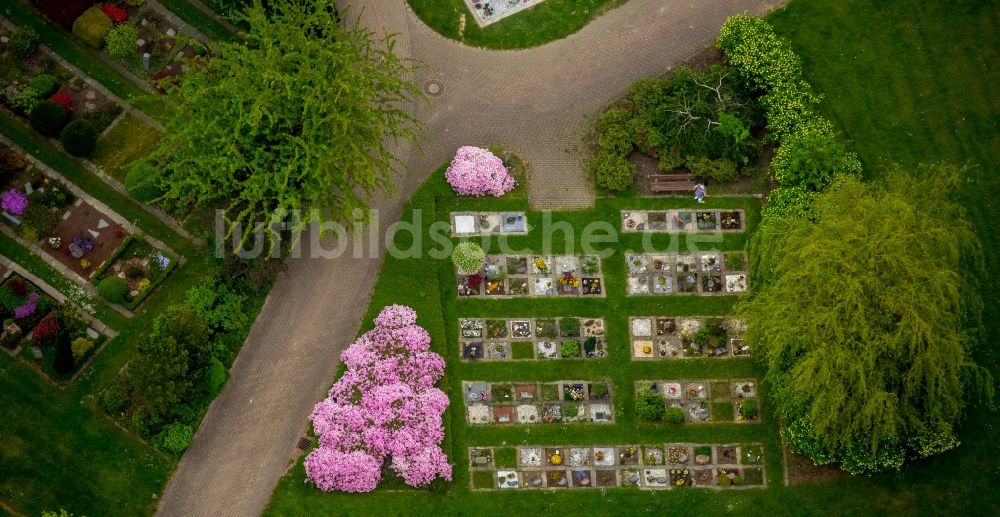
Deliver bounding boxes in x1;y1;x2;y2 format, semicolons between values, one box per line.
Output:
423;79;444;97
296;437;311;451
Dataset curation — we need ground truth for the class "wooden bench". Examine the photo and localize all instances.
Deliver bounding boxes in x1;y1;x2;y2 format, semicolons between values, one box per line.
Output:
649;173;697;194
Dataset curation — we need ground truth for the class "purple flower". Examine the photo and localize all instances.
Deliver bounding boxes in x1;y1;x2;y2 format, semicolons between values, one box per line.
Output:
73;236;94;251
14;293;38;319
2;189;28;216
444;147;516;197
151;252;170;270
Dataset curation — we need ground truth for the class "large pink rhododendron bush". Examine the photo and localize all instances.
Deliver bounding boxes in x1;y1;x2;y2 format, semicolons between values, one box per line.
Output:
444;146;516;197
305;305;452;492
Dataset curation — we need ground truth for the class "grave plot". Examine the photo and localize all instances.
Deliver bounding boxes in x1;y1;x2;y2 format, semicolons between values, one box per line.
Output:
0;273;58;352
621;209;746;232
625;253;748;295
468;443;766;490
42;200;127;279
629;316;749;359
635;379;761;423
459;317;607;361
451;211;527;236
457;254;604;298
462;380;613;425
463;0;548;27
90;235;177;310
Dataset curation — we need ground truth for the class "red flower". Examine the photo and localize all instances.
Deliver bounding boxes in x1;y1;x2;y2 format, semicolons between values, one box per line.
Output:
49;91;73;114
101;4;129;24
33;313;61;343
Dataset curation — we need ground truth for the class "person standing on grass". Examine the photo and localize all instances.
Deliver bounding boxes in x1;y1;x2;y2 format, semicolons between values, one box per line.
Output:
694;183;706;203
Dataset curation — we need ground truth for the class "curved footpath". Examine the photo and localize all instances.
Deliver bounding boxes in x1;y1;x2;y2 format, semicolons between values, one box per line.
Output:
154;1;782;516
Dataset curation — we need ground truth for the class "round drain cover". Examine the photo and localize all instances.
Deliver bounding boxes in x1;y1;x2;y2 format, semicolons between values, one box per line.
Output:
423;79;444;97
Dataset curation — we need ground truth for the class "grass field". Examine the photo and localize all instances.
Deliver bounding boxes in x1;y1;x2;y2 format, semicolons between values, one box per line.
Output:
92;115;162;183
406;0;627;49
265;0;1000;515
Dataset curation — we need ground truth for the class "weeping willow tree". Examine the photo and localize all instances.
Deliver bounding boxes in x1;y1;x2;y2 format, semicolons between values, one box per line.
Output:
745;164;992;474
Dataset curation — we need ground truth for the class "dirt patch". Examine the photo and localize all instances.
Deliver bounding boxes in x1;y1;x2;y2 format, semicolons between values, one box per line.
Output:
41;201;128;279
784;446;847;485
629;151;660;195
682;46;725;72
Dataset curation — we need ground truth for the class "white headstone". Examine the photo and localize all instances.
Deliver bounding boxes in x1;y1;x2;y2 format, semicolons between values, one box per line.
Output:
97;219;109;229
86;328;99;339
88;229;100;239
454;215;476;234
136;38;146;47
166;28;176;37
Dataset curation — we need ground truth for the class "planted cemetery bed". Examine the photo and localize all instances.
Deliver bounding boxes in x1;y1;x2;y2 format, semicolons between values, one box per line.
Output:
0;273;57;351
626;253;748;296
463;380;614;425
621;209;746;232
40;200;127;278
635;378;761;424
1;150;78;243
18;302;108;383
458;317;607;361
629;316;749;359
468;443;766;490
91;235;177;309
457;254;604;298
451;211;527;236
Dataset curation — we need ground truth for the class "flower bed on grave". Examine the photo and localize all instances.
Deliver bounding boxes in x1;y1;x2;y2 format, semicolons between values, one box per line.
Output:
629;316;748;359
463;380;614;425
305;305;451;492
1;157;76;242
41;200;126;279
91;235;177;309
467;443;766;490
457;254;603;298
626;253;748;296
634;378;761;424
458;317;606;361
0;25;123;145
0;273;57;350
18;301;108;383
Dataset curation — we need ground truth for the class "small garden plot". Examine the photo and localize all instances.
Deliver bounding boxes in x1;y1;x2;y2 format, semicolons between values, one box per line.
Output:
0;25;123;153
462;380;613;425
463;0;548;27
626;253;748;296
90;114;161;182
622;209;745;232
0;274;57;351
635;379;762;424
467;443;765;490
92;235;177;309
18;302;108;383
456;254;603;298
458;317;606;361
629;316;748;359
451;211;527;236
2;162;76;243
41;200;126;279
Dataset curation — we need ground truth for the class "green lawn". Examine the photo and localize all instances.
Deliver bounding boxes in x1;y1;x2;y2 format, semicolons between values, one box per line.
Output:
92;115;162;183
407;0;627;49
158;0;239;42
266;0;1000;515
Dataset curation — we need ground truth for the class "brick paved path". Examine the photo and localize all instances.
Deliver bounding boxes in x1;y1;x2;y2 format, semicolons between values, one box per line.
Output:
155;1;781;516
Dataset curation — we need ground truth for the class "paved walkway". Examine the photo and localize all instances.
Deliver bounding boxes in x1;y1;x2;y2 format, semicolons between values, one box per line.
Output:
155;1;781;516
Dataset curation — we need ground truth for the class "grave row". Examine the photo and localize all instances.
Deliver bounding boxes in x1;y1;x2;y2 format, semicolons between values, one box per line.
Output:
626;253;748;295
463;380;613;425
469;443;765;490
630;316;749;359
459;317;607;361
636;379;761;423
451;211;527;236
458;255;604;297
621;209;746;232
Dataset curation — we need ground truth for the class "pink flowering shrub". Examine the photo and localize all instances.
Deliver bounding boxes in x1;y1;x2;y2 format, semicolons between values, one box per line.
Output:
2;189;28;216
444;146;515;197
305;305;452;493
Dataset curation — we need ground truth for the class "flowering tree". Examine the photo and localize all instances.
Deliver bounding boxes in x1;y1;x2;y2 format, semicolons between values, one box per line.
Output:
305;305;451;493
2;189;28;215
444;146;515;197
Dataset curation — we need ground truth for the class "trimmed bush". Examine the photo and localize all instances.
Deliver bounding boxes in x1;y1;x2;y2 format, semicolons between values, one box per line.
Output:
97;276;129;304
687;156;739;182
72;6;114;49
105;24;139;62
592;151;634;192
664;406;685;424
597;108;634;156
29;100;68;137
99;377;133;414
4;87;41;114
19;204;60;240
71;337;94;361
31;74;60;98
635;389;666;422
451;242;485;275
60;119;99;157
154;422;193;456
7;28;40;60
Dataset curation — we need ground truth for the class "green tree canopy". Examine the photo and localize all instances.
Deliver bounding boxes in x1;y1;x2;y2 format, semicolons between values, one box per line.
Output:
744;164;992;474
131;308;213;419
148;0;422;251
